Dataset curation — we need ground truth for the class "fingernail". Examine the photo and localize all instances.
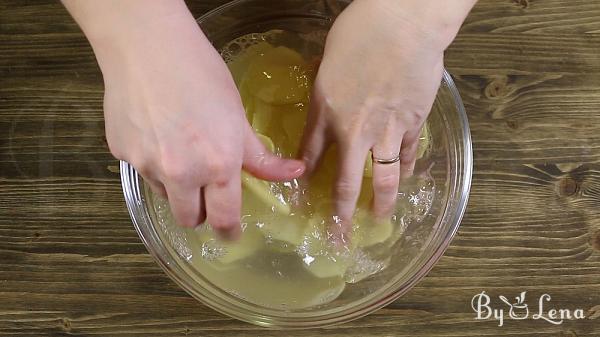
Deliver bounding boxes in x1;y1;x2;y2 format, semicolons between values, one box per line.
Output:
286;160;306;176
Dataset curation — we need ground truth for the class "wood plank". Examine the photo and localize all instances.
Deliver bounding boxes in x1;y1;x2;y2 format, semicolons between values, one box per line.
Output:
1;0;600;335
464;0;600;34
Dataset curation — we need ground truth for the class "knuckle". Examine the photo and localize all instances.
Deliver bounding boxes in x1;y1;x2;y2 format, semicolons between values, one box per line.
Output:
405;108;425;123
161;159;191;184
206;160;225;177
374;173;400;194
346;127;364;144
335;120;364;143
129;155;151;176
207;156;239;181
335;181;361;201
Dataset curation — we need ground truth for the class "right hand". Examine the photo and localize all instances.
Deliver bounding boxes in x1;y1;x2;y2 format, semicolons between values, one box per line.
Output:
93;5;305;238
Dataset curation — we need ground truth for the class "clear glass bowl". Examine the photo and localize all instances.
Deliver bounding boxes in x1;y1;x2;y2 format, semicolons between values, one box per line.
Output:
120;0;472;329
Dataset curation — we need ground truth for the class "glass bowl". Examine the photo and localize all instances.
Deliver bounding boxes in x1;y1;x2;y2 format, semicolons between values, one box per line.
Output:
120;0;472;329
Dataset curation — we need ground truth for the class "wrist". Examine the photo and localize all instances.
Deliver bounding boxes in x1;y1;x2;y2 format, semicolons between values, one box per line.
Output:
63;0;200;70
354;0;475;50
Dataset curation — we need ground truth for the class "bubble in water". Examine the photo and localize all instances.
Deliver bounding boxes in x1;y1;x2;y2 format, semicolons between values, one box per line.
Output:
397;174;435;226
220;31;272;63
344;249;390;284
152;193;193;261
200;238;226;261
303;255;315;266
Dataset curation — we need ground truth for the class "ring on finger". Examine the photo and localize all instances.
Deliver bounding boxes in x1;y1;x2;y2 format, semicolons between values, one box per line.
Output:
371;153;401;165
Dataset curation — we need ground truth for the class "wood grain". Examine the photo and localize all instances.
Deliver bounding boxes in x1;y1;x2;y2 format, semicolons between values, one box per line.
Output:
1;0;600;336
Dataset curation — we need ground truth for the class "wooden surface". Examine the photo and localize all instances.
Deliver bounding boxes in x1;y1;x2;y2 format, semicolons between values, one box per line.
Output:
1;0;600;336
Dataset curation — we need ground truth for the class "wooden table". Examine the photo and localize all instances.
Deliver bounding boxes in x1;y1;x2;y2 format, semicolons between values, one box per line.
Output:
1;0;599;336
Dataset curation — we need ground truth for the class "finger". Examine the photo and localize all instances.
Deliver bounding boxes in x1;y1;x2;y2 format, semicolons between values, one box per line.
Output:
165;184;202;228
332;142;370;236
204;175;242;240
371;136;403;219
399;129;422;181
243;124;305;182
298;97;329;175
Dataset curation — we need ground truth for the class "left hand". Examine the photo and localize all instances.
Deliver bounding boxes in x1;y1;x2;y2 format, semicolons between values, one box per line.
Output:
300;0;469;234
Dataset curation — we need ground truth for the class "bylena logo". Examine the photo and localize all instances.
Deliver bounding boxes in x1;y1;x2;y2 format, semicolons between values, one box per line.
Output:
471;291;586;327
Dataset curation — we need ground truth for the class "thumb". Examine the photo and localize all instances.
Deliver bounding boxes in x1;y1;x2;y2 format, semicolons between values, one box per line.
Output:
242;124;305;182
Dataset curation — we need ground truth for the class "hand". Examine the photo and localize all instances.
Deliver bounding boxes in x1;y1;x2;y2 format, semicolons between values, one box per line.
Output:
300;0;471;234
69;1;305;237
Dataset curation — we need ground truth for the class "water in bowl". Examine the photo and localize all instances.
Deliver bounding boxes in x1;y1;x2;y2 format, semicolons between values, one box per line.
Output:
150;29;435;310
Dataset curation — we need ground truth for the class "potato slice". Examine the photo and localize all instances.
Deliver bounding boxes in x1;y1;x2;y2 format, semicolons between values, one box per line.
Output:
242;172;290;216
344;253;391;284
302;253;350;279
246;46;309;105
256;133;275;152
353;209;395;248
299;215;352;279
364;151;373;178
195;252;346;309
226;41;273;86
239;81;255;123
307;146;338;200
265;239;298;254
260;215;307;247
417;123;430;159
300;278;346;307
228;42;275;123
192;225;264;265
280;102;308;155
251;99;274;134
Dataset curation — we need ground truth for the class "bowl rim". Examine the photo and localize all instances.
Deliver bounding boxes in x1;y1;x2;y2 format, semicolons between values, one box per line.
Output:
119;0;473;329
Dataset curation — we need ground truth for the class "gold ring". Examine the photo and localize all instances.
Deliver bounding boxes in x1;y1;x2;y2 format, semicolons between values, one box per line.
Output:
372;153;401;165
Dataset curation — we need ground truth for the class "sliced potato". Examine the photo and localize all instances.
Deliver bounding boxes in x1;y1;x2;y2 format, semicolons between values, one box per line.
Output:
239;81;255;123
301;278;346;307
241;172;290;216
193;225;264;265
364;151;373;178
307;146;338;200
299;215;352;279
353;209;395;248
280;102;308;155
256;133;275;152
246;46;309;105
228;42;274;123
260;216;307;247
302;253;350;279
417;123;430;159
344;254;391;284
251;99;274;134
265;239;298;254
226;41;273;86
